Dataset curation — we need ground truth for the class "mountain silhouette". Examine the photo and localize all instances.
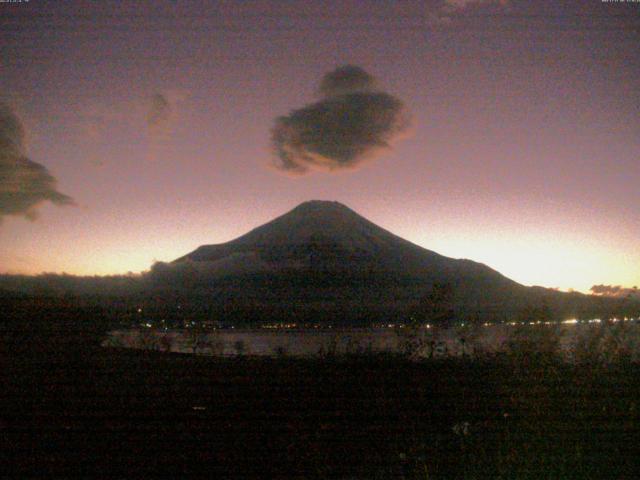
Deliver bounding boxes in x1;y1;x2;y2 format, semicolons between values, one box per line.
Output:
174;200;517;290
151;200;596;324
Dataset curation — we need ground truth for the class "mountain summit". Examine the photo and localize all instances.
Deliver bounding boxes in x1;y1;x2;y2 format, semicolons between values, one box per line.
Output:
173;200;479;279
177;200;444;266
180;200;398;257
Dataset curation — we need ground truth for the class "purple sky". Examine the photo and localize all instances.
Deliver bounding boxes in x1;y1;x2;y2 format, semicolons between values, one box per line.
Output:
1;0;638;292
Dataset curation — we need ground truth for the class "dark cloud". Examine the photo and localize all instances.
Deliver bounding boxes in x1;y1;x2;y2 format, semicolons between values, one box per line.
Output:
147;93;172;133
318;65;376;98
0;103;74;221
272;65;410;175
590;284;639;298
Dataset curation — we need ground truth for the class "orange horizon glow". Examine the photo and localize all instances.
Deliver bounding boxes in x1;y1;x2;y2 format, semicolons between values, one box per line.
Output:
1;200;637;295
1;2;638;295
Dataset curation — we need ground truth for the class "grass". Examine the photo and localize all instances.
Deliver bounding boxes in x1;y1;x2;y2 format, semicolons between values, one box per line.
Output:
2;317;640;478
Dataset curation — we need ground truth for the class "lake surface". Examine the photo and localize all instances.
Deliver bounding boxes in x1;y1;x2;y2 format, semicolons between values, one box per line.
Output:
104;319;640;361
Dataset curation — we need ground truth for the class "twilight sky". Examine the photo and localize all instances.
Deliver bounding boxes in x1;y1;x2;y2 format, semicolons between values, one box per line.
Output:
0;0;638;293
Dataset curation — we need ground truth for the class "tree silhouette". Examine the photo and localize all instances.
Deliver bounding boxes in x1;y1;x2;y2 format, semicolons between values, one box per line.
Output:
417;282;455;327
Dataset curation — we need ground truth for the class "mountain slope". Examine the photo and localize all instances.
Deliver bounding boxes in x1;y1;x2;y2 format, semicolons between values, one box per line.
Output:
173;200;516;285
151;201;549;321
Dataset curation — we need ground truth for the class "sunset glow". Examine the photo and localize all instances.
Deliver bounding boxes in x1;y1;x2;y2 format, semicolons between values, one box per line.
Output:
1;0;638;294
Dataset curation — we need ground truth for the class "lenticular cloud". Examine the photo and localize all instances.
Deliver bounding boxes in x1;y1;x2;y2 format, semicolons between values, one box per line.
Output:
272;65;411;175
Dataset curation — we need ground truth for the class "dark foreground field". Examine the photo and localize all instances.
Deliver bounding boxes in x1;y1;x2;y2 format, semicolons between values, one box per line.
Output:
2;318;640;478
